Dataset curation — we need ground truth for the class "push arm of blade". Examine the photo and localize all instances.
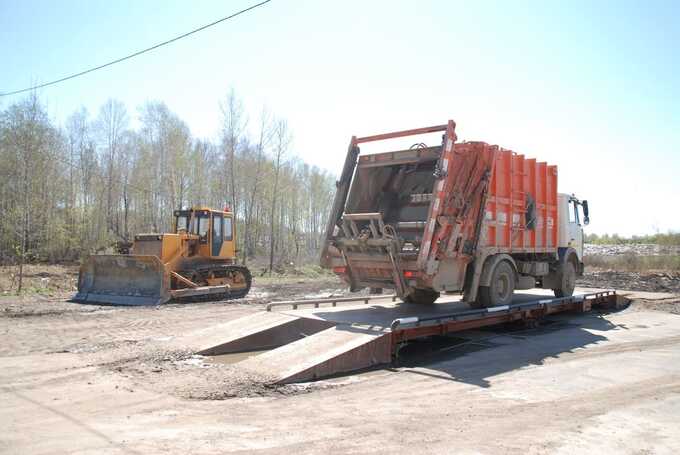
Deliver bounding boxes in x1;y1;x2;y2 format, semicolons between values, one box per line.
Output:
171;271;198;288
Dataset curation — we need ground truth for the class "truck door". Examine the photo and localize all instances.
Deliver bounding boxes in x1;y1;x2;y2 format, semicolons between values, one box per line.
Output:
568;200;583;260
212;213;223;256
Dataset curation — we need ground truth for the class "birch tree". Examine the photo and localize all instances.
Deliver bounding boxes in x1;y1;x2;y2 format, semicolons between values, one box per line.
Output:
96;99;128;237
268;119;291;274
220;89;247;217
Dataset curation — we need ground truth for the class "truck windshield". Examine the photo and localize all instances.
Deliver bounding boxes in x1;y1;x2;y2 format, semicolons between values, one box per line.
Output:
571;201;581;225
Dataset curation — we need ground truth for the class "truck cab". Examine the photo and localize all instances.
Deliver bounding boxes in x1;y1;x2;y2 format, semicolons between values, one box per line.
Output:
557;194;589;262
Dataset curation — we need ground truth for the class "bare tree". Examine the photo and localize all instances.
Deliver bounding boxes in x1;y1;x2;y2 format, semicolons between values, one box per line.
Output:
96;99;128;237
242;107;272;264
268;119;291;274
0;93;54;291
220;89;247;216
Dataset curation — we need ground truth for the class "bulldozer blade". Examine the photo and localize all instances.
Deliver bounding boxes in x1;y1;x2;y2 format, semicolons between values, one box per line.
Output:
74;255;171;306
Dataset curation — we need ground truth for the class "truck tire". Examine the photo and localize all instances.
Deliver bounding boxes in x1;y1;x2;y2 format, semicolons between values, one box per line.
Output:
553;261;576;298
403;288;440;304
478;260;515;307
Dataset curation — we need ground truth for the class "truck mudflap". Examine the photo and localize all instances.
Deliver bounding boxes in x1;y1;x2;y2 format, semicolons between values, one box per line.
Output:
74;255;171;306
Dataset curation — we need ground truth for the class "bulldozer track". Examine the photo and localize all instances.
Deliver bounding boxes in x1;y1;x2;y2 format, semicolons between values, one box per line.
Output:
176;265;252;303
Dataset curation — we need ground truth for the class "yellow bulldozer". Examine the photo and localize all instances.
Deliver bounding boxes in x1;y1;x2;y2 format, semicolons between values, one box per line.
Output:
74;207;251;305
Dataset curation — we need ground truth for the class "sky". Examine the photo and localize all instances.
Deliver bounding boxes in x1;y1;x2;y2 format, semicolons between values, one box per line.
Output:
1;0;679;236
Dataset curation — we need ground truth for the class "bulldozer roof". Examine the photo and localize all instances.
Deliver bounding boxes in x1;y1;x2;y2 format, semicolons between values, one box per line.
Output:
174;206;232;216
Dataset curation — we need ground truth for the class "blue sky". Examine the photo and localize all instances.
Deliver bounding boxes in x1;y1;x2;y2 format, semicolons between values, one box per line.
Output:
1;0;679;235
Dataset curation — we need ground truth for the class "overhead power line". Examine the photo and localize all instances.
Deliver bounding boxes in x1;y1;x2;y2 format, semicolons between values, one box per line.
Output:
0;0;272;97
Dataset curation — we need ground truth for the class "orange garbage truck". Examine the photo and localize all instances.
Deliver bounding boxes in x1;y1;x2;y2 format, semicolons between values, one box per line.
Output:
320;121;589;306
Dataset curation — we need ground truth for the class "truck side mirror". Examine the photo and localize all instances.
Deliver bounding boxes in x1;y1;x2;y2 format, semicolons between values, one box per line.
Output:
582;200;590;225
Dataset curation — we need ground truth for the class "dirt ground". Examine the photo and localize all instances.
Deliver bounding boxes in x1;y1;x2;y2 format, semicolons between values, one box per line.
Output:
2;261;679;300
2;261;680;453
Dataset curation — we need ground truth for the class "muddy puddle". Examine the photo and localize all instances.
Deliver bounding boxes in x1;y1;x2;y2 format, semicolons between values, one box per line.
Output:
208;350;270;365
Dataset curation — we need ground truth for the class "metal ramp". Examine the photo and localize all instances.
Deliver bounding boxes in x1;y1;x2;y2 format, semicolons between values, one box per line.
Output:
192;290;621;384
237;325;391;383
176;311;335;356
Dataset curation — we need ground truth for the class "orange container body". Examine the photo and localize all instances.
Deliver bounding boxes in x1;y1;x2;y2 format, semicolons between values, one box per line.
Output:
484;149;558;252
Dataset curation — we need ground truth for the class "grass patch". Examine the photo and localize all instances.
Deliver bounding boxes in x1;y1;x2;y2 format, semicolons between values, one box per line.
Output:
254;265;335;282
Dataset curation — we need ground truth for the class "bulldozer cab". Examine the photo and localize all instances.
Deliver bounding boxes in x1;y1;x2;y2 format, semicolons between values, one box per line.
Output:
173;208;235;259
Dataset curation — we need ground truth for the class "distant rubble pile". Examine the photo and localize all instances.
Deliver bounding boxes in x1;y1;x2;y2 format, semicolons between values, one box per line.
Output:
577;269;680;294
585;243;680;257
583;243;680;280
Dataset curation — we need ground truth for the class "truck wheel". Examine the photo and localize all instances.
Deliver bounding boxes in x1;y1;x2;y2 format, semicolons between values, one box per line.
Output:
403;288;440;304
553;261;576;298
478;261;515;307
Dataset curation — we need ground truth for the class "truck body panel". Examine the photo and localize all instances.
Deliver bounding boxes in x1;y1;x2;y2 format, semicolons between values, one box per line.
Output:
483;150;558;252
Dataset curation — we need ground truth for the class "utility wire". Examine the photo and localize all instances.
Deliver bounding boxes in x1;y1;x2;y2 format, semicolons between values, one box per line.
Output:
0;0;272;97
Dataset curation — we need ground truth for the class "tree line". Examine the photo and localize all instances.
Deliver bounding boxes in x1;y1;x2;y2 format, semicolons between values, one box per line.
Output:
0;91;337;279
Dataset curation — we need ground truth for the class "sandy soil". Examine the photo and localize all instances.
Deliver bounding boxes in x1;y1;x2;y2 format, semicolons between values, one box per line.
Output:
2;278;680;453
2;262;680;453
0;276;358;401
